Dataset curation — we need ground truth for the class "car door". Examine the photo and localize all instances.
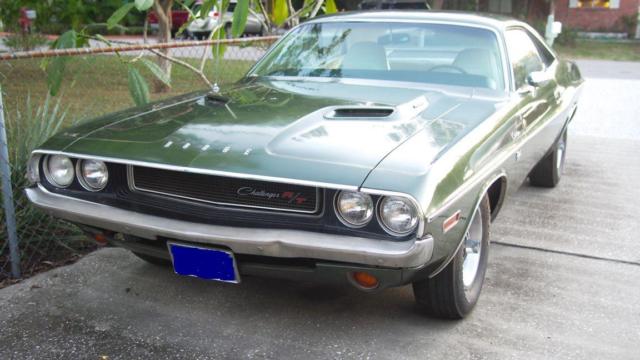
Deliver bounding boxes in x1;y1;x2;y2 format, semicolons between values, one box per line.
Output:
504;28;560;191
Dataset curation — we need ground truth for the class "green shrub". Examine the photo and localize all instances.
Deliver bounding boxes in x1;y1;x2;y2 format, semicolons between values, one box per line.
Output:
1;93;91;280
555;27;579;47
618;14;638;39
2;33;49;52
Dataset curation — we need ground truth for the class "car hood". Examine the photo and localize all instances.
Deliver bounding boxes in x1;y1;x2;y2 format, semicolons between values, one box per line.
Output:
46;78;474;188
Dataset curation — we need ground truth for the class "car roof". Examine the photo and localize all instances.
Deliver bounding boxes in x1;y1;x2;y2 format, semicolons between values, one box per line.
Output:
307;11;521;32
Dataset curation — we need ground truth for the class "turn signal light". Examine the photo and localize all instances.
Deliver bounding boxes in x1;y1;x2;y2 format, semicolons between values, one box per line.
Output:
94;233;108;245
351;271;379;289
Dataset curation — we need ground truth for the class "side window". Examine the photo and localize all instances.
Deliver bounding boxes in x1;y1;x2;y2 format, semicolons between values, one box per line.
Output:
505;29;544;89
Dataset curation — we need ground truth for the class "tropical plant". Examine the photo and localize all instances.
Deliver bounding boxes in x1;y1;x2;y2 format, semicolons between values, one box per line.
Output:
0;92;89;280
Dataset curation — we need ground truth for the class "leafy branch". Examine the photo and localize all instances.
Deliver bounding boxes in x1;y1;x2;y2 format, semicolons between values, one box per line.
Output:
42;0;337;106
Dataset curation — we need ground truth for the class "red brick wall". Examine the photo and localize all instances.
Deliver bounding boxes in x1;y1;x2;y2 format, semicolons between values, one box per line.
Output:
555;0;639;31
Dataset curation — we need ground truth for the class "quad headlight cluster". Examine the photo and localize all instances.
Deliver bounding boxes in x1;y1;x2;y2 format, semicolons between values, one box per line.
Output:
334;190;419;236
42;155;109;191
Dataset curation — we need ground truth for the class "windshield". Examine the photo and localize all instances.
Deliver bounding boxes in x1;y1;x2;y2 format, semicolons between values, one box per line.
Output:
250;22;504;90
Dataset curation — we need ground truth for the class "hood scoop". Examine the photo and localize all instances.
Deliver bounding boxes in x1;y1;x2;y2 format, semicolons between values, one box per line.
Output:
324;96;429;121
203;93;230;105
325;107;395;119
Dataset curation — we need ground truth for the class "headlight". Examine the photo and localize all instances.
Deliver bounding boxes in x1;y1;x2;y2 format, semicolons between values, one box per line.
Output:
335;191;374;227
44;155;74;188
378;196;419;236
77;159;108;191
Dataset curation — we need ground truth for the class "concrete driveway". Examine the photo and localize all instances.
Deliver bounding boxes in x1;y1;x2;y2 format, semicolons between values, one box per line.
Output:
1;60;639;359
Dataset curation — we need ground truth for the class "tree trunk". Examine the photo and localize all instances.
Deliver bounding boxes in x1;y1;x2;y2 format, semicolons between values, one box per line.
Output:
431;0;444;9
153;0;173;93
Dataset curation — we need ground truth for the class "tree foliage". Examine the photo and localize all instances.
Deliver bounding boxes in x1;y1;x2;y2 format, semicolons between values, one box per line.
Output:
0;0;143;34
41;0;336;105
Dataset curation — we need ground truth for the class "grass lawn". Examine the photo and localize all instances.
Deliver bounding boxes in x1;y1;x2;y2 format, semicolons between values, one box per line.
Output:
0;54;255;123
555;39;640;62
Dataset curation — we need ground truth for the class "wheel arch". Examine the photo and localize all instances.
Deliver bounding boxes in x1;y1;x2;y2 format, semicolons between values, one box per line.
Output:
428;171;506;278
486;175;507;222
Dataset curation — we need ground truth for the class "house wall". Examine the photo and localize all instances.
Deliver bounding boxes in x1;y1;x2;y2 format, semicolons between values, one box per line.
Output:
555;0;639;32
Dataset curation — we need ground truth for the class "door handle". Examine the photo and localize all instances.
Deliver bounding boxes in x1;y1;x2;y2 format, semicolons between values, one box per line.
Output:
511;116;527;140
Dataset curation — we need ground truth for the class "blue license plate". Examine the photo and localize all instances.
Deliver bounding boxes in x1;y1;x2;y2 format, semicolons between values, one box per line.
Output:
168;243;239;283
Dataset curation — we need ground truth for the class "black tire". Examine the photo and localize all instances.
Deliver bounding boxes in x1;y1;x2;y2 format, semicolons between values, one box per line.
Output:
529;128;567;188
132;252;171;267
412;195;491;319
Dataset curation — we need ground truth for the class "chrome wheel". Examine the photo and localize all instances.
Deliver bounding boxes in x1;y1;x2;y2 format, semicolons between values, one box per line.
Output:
412;195;490;319
462;206;483;289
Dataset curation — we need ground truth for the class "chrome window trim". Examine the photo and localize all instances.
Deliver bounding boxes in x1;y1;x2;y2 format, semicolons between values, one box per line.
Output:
247;19;510;93
504;24;559;92
126;165;322;215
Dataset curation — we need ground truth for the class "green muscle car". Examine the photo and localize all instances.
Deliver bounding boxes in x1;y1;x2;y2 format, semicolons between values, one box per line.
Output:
25;12;583;318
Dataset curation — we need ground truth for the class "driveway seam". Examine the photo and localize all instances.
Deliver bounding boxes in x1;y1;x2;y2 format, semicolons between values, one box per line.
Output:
492;241;640;267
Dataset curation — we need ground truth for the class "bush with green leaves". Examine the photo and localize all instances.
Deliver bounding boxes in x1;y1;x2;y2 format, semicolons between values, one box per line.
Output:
555;26;579;47
1;32;49;52
0;0;145;34
618;14;638;39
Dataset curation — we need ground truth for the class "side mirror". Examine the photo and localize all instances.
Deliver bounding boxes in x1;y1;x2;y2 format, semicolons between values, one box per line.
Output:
527;71;552;87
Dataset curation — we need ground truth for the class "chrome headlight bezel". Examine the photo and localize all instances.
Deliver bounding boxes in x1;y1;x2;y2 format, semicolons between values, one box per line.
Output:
334;190;374;228
377;196;420;236
26;154;42;185
76;159;109;191
43;155;75;188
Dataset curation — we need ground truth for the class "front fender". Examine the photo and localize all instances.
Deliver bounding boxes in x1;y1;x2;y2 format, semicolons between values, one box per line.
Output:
424;171;507;278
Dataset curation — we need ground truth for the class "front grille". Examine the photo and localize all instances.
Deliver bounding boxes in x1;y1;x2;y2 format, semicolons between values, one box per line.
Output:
129;166;320;214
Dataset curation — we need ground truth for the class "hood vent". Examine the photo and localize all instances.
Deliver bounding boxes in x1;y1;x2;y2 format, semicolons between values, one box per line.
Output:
326;107;394;119
204;93;230;105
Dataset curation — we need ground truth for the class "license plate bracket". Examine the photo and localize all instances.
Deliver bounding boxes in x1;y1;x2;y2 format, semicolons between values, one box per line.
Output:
167;243;240;283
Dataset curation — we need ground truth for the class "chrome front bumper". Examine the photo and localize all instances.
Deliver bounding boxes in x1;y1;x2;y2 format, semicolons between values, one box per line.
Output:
26;186;433;268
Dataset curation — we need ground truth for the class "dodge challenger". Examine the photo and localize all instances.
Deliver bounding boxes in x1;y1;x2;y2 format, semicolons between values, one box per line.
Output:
25;12;583;318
